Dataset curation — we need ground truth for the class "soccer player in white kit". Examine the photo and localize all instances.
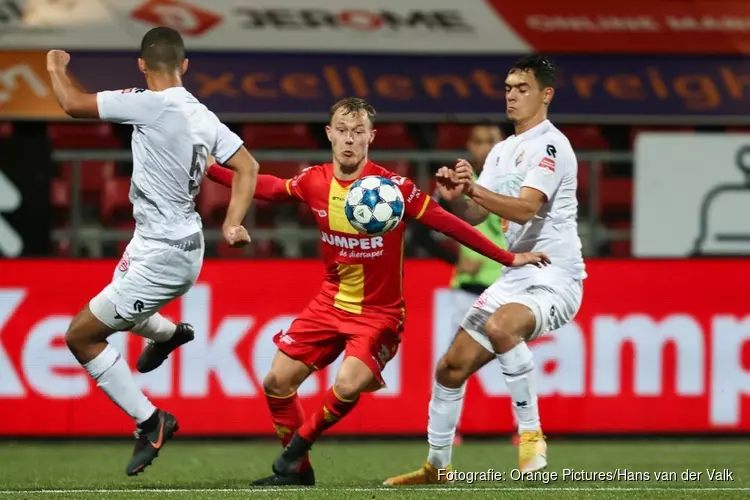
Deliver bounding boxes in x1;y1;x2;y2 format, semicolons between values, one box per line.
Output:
385;55;585;485
46;27;259;476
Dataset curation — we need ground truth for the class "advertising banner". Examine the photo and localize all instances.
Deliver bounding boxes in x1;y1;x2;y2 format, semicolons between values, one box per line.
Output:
4;1;750;55
634;133;750;257
488;0;750;55
0;51;68;119
5;50;750;120
0;0;524;54
1;259;749;436
29;51;745;122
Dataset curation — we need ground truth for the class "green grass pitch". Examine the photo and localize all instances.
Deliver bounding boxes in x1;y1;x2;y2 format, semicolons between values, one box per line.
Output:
0;438;748;499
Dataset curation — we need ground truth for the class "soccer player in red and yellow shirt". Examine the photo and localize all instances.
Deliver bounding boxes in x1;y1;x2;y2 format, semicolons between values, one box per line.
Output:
202;98;548;486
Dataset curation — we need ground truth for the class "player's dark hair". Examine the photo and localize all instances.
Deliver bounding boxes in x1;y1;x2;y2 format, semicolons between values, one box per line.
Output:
330;97;376;126
509;55;557;89
140;27;185;72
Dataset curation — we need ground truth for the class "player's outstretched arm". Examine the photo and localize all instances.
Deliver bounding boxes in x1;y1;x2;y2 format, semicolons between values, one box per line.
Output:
416;199;549;268
46;50;98;119
205;161;298;203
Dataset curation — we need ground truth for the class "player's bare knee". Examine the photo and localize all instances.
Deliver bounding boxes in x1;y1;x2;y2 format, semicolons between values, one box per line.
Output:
435;354;470;388
332;366;370;400
332;377;362;401
486;305;536;351
262;370;299;397
64;311;91;354
485;311;519;349
64;326;82;354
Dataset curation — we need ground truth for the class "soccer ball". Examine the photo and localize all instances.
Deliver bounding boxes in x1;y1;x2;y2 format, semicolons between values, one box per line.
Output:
345;175;405;235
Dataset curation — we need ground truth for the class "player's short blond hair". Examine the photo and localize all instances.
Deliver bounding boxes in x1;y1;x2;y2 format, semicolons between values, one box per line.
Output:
330;97;376;127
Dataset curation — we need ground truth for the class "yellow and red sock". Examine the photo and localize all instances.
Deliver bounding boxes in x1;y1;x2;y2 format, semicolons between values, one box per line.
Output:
266;392;311;471
298;387;359;442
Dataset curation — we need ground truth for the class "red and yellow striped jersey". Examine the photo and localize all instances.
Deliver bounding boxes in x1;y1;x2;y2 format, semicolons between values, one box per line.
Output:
205;160;517;317
285;161;429;316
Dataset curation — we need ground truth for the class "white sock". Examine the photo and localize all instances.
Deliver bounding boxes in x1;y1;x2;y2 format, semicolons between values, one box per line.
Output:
84;344;156;424
496;342;540;433
131;313;176;343
426;381;466;468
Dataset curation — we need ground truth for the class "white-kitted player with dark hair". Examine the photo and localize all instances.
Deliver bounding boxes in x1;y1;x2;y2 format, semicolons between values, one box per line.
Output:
386;55;585;485
46;26;259;476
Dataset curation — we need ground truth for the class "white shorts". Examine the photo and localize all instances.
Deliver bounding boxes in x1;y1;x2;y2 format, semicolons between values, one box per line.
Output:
460;270;583;352
89;231;204;329
449;288;483;335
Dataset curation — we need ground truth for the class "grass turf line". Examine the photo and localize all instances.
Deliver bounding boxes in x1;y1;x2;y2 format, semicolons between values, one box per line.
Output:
0;440;746;499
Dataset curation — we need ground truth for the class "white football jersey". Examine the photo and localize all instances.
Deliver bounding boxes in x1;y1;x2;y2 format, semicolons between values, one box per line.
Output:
97;87;242;240
477;119;586;280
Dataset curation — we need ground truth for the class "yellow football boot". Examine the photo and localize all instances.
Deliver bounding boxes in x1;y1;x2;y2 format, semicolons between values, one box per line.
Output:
383;461;454;486
519;429;547;472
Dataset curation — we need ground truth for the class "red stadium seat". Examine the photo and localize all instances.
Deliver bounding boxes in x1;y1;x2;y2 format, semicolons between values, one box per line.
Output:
373;123;418;149
50;179;70;228
261;161;309;179
379;161;413;178
59;161;116;202
607;220;632;257
242;124;317;149
577;161;592;207
598;177;633;218
50;178;70;210
252;240;283;258
0;122;13;138
196;179;231;226
47;122;122;149
558;125;609;150
100;177;132;223
436;124;472;150
216;241;249;258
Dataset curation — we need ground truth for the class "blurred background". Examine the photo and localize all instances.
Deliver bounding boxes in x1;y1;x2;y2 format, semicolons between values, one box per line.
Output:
1;0;750;443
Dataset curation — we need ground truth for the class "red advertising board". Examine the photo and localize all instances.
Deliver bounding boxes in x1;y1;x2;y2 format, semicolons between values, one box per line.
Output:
488;0;750;54
1;259;749;436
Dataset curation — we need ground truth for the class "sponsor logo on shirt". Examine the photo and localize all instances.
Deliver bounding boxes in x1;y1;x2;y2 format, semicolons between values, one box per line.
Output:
321;231;384;250
538;156;555;173
407;185;420;204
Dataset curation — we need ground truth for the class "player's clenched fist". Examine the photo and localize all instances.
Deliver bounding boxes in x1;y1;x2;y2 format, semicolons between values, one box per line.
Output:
454;158;476;195
510;251;551;268
223;224;251;248
46;50;71;72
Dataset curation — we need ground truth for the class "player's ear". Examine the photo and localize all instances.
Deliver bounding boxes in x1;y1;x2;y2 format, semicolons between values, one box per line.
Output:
325;125;333;143
181;58;189;75
137;58;147;74
369;128;376;145
543;87;554;106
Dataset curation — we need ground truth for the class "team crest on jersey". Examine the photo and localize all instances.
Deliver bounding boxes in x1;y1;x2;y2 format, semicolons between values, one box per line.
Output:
515;151;525;166
117;252;130;273
121;88;146;94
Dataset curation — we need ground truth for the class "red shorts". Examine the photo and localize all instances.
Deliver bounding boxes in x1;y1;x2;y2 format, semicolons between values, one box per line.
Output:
273;296;403;387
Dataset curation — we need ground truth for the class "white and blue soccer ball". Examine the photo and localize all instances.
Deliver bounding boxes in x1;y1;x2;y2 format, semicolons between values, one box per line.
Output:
345;175;405;235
